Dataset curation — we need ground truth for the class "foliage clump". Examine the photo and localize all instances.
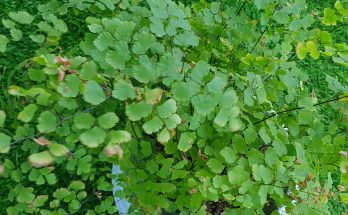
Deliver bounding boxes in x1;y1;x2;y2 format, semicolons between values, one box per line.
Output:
1;0;348;214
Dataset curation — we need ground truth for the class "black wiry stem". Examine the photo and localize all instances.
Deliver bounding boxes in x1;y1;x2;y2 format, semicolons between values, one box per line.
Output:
253;94;348;125
329;23;348;33
1;96;112;150
251;7;277;53
236;0;247;16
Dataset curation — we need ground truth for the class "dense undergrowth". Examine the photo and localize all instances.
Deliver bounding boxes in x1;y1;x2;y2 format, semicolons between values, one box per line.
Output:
0;0;348;214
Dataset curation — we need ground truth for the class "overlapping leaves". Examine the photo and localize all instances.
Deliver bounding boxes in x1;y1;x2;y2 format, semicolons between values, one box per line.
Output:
1;0;348;214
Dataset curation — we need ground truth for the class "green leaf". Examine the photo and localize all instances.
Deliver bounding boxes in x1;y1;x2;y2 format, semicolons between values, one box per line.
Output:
171;82;191;101
145;88;163;105
178;132;195;152
214;109;230;127
306;41;320;59
228;165;249;185
335;1;348;16
100;0;117;10
17;104;38;123
322;8;339;25
164;114;181;129
79;127;106;148
97;112;119;129
140;141;152;157
157;128;170;144
113;20;136;42
254;0;273;10
220;89;238;108
48;143;69;157
109;130;131;143
10;28;22;41
207;158;225;174
73;113;95;130
207;76;227;94
105;42;130;69
258;185;269;205
16;186;35;203
0;35;9;53
192;94;217;116
112;80;136;101
150;16;166;37
53;188;71;200
190;61;210;83
33;195;48;207
37;111;57;133
9;11;34;24
244;87;255;106
273;10;289;24
94;32;114;51
265;148;278;167
80;61;97;80
0;110;5;127
29;34;45;44
2;19;15;28
83;80;106;105
45;173;57;185
173;31;199;47
259;127;271;144
340;193;348;205
0;133;11;153
69;200;81;211
57;74;81;98
143;116;163;134
252;164;273;184
28;69;46;82
28;151;54;168
132;55;158;83
157;99;177;118
298;96;317;110
133;32;156;55
220;147;237;164
296;42;307;60
69;181;85;191
125;102;153;121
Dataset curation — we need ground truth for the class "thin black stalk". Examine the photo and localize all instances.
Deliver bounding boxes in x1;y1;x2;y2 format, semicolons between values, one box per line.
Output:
253;94;348;125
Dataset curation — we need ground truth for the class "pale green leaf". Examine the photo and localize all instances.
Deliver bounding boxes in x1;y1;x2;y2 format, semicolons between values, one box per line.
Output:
228;165;249;185
28;151;54;168
10;28;22;41
97;112;119;129
0;133;11;153
48;143;69;157
37;111;57;133
157;99;177;118
79;127;106;148
57;74;81;98
80;61;97;80
112;80;136;101
296;42;307;60
9;11;34;24
178;132;195;152
125;102;153;121
220;147;237;164
252;164;273;184
73;113;95;130
17;104;38;123
0;110;5;127
207;158;225;174
83;80;106;105
0;35;9;53
109;130;131;143
143;116;163;134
